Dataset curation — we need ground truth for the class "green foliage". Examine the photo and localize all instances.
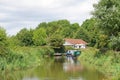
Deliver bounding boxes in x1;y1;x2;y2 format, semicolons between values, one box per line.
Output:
108;33;120;51
7;36;20;47
81;18;96;32
49;34;64;49
95;34;109;48
79;47;120;79
33;28;47;46
92;0;120;51
0;27;9;56
0;27;7;46
39;46;54;56
69;23;80;38
75;18;98;47
46;21;59;37
16;28;33;46
37;22;48;29
57;19;70;27
0;46;54;71
74;27;90;42
60;23;79;38
64;46;75;52
93;0;120;36
14;19;78;47
38;19;79;38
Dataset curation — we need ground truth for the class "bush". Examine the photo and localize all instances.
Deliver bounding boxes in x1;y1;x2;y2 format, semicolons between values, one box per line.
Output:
79;47;120;79
0;46;54;71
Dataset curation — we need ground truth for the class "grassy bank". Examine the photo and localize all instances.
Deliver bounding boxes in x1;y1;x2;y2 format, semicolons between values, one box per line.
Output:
78;47;120;80
0;46;54;72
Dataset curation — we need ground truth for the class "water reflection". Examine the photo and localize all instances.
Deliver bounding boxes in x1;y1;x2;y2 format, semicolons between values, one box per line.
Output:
63;57;84;73
0;56;106;80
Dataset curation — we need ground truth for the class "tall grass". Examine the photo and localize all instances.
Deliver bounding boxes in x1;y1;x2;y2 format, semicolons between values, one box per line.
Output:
79;47;120;80
0;46;54;72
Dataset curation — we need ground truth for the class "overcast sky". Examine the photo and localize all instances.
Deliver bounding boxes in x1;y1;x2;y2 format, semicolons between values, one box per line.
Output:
0;0;98;35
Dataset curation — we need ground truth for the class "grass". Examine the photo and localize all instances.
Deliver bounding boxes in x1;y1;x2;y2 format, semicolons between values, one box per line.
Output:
0;46;54;72
78;47;120;80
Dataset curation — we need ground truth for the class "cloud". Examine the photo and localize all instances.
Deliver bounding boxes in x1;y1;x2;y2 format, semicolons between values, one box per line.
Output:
0;0;99;35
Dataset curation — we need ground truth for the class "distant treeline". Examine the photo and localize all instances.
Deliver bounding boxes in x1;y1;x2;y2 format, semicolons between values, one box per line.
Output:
0;16;120;52
0;19;97;50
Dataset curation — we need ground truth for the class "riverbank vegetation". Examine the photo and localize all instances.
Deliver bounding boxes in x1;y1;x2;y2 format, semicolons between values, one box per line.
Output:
79;0;120;79
0;26;54;71
0;20;80;71
0;46;54;71
79;47;120;80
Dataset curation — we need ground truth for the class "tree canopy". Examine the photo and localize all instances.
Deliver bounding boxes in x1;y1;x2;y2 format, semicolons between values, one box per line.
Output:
16;28;33;46
93;0;120;51
0;27;7;46
33;28;47;46
0;27;9;56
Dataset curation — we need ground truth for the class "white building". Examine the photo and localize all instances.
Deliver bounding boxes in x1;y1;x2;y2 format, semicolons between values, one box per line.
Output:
63;39;87;49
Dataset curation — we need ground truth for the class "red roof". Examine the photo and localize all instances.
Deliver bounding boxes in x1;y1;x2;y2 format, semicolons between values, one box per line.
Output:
65;38;87;44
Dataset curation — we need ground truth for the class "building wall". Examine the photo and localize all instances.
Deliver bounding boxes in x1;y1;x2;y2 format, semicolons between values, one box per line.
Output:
74;44;86;49
63;42;73;46
63;41;86;49
80;45;86;48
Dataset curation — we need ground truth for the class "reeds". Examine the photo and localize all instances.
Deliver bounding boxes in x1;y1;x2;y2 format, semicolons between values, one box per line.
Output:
79;47;120;80
0;46;54;72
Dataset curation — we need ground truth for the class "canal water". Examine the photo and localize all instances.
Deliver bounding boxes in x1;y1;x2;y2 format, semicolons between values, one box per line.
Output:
0;56;106;80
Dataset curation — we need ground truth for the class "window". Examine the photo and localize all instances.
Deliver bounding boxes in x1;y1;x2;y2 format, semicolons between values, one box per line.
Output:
79;46;81;48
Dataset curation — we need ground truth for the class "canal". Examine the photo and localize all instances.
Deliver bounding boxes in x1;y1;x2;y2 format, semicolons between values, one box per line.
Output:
1;56;106;80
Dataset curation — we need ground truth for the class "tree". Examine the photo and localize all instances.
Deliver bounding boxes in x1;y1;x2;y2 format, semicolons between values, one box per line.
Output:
93;0;120;36
74;27;90;42
16;28;33;46
49;34;64;48
95;34;108;49
36;22;48;29
92;0;120;51
7;36;20;47
59;23;79;38
0;27;8;56
80;18;98;46
33;28;47;46
108;33;120;51
46;21;59;37
0;27;7;46
57;19;71;27
81;18;96;32
49;34;65;53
